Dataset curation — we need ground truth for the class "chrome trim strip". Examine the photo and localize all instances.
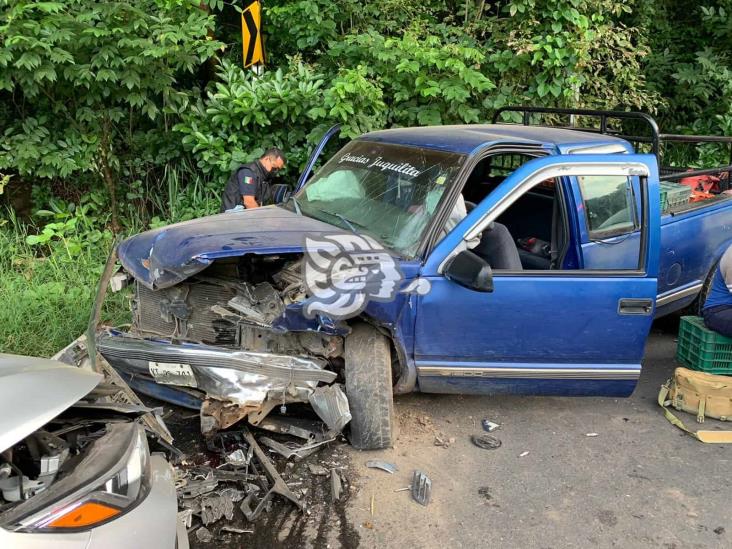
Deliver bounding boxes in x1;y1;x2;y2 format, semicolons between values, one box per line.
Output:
416;365;640;380
463;162;651;243
655;282;703;307
566;144;629;155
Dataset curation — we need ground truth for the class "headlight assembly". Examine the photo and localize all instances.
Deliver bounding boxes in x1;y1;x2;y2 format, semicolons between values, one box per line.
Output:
0;423;150;532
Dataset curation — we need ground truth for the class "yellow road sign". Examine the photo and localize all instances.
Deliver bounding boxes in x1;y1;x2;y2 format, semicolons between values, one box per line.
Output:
241;1;264;68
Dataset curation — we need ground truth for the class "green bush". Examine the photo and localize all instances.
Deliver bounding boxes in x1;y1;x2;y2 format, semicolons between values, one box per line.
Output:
327;29;495;126
0;0;221;229
175;59;386;180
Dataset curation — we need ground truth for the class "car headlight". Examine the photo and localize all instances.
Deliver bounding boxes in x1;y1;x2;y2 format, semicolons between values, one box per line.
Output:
1;422;150;532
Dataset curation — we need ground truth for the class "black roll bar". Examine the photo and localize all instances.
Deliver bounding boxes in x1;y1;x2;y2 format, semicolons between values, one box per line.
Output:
492;106;661;157
492;106;732;169
659;165;732;182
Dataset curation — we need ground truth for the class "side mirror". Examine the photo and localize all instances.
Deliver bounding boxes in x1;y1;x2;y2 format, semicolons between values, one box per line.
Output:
444;250;494;292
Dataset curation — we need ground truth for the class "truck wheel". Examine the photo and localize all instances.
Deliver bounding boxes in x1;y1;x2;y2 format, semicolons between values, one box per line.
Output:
689;259;719;316
344;323;395;450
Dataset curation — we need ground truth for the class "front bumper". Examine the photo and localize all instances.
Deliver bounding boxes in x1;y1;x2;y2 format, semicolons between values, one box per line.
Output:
0;455;179;549
98;331;336;410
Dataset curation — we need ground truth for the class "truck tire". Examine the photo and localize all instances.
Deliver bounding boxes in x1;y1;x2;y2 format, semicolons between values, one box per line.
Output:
688;259;719;316
344;323;395;450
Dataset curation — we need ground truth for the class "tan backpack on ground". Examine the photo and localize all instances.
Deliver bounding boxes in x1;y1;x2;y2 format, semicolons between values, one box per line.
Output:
658;367;732;443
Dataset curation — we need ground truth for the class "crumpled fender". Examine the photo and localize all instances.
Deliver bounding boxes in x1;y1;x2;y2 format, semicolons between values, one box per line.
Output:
117;207;340;290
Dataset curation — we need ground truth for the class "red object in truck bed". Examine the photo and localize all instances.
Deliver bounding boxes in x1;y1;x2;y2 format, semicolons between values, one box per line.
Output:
690;190;715;202
680;174;721;193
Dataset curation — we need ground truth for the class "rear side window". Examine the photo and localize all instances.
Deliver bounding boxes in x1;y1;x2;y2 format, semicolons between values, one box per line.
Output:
577;175;638;238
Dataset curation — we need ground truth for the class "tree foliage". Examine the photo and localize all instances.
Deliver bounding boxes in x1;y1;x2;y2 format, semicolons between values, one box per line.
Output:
175;59;385;178
1;0;731;228
0;0;220;228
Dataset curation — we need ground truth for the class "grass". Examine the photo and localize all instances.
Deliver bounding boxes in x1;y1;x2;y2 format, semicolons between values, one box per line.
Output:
0;159;219;358
0;216;129;358
0;159;222;357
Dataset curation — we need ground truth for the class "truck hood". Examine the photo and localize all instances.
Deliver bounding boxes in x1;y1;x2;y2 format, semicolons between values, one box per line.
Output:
117;206;340;290
0;354;102;452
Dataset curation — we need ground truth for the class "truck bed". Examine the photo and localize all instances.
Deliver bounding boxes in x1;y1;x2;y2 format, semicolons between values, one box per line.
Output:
656;191;732;316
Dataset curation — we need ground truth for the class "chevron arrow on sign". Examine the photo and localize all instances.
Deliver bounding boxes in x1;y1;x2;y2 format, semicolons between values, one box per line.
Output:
241;1;264;68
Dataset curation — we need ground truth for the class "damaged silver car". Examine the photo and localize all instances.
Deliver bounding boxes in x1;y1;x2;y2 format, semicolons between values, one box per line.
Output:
0;354;183;548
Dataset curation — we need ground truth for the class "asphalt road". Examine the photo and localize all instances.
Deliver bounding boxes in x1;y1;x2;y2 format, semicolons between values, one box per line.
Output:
186;319;731;548
337;318;732;548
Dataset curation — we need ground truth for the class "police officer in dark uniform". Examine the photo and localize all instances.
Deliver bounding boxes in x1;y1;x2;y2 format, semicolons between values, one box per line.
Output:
220;148;286;212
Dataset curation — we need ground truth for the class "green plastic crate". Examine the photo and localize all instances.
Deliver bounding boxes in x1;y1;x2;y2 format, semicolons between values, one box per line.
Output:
660;182;691;213
676;316;732;374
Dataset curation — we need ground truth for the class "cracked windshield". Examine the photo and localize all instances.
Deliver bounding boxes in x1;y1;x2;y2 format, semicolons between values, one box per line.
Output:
290;141;465;257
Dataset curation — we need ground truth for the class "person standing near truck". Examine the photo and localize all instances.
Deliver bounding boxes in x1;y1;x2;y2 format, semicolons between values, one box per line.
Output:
220;148;286;212
702;245;732;337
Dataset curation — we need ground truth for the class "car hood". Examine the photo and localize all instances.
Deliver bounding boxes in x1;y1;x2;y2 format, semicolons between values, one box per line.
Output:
0;354;102;452
117;206;341;289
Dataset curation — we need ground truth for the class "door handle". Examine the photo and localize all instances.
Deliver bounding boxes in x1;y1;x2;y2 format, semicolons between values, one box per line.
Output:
618;298;654;316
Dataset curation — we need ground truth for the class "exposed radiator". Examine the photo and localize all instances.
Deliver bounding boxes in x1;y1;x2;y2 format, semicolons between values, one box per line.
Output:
134;281;238;345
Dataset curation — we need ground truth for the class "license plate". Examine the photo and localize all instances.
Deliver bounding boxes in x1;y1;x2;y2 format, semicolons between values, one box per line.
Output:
148;362;197;388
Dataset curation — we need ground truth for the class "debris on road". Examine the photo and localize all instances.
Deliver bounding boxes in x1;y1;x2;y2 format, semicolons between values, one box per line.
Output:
411;470;432;506
219;487;247;503
178;470;218;499
225;448;251;467
482;419;501;432
260;435;335;460
331;469;343;502
239;428;305;516
201;493;235;525
471;434;502;450
308;464;329;476
195;526;214;543
169;420;358;541
434;433;456;448
365;460;399;474
256;416;331;442
221;526;254;534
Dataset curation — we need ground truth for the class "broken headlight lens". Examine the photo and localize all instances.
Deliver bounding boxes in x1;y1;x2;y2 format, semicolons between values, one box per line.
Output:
2;423;150;532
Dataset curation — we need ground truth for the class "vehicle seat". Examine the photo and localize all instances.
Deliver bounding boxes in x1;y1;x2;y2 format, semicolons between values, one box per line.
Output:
518;249;551;270
473;222;523;270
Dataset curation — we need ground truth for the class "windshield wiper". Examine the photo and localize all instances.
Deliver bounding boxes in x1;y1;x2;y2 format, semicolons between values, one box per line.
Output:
315;208;361;233
333;212;359;234
288;194;302;215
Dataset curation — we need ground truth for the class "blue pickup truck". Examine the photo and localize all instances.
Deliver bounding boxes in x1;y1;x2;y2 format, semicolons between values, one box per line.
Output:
95;107;732;449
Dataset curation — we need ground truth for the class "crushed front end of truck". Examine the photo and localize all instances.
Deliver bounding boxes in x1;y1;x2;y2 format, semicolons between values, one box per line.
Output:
98;251;350;434
90;207;416;441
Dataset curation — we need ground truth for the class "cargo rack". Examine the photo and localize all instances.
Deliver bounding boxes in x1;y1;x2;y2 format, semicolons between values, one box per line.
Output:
492;106;732;187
